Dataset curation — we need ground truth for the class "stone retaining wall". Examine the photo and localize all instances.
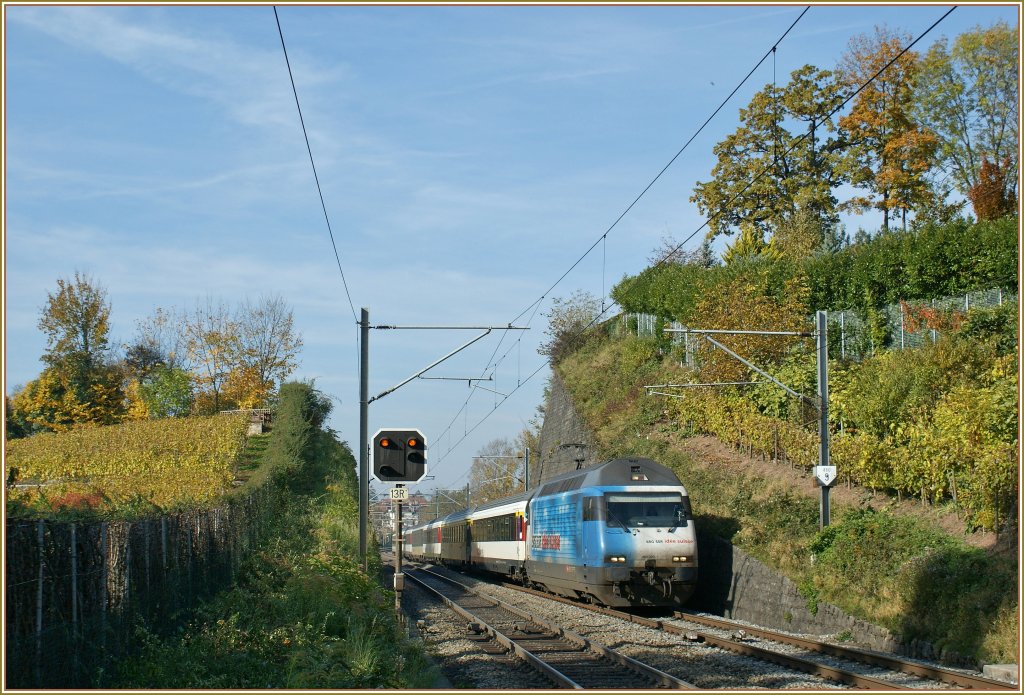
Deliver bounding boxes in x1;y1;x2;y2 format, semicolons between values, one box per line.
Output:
535;371;599;483
693;532;902;652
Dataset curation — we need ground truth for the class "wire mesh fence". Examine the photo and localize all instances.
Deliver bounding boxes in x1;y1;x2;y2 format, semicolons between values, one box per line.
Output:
4;482;282;688
617;288;1015;361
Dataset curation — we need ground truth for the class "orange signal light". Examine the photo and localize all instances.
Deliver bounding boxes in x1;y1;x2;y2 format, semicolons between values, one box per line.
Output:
380;438;392;448
407;438;419;447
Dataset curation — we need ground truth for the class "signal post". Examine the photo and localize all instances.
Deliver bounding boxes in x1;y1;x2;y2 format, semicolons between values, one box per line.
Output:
373;429;427;623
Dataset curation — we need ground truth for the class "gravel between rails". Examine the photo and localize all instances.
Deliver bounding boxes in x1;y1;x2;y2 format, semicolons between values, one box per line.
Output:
398;564;844;690
399;572;557;690
395;562;985;690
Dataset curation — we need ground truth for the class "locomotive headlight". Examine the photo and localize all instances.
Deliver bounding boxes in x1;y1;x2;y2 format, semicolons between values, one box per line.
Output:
606;555;627;563
672;556;689;563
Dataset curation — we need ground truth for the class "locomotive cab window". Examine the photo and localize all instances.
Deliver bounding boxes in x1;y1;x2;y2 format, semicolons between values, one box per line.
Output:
604;493;688;528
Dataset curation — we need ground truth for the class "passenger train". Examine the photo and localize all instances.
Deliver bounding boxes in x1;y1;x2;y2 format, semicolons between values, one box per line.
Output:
404;457;698;607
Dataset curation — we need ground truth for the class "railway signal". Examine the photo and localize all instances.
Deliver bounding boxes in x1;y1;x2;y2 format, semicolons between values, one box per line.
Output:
372;428;427;482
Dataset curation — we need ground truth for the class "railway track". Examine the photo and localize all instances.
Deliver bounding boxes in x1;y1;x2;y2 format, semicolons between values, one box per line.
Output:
671;610;1016;691
486;576;1014;690
404;566;696;689
395;557;1015;690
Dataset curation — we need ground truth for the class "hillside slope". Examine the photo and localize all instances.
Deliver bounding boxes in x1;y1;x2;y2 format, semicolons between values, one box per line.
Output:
555;331;1017;665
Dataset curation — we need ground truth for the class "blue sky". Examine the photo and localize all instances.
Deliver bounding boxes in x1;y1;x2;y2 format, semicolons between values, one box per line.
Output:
4;3;1019;495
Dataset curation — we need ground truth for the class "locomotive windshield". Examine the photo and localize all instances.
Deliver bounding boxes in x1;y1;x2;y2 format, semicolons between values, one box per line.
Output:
604;493;691;528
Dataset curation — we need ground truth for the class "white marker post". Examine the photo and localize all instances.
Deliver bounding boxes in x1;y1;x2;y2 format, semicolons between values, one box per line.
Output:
816;311;833;529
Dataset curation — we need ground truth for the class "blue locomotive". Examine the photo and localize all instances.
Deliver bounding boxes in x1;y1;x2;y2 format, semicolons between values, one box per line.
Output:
405;457;698;607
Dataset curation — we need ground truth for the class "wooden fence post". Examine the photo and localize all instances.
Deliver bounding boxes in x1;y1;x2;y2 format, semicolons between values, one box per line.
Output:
100;522;108;654
35;520;44;685
70;524;78;637
144;522;151;613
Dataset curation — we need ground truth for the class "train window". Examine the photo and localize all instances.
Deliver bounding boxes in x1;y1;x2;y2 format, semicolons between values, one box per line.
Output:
604;493;685;528
582;496;604;521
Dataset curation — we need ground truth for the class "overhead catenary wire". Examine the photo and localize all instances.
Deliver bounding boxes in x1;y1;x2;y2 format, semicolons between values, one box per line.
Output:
613;5;959;291
428;6;956;475
273;6;358;325
509;6;811;329
432;7;811;471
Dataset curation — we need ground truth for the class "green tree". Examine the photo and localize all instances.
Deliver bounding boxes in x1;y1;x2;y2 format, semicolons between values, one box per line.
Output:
837;26;938;231
691;65;846;246
915;22;1019;211
139;366;194;418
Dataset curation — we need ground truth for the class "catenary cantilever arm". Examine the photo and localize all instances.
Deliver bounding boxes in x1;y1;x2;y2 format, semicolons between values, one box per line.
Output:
369;329;493;403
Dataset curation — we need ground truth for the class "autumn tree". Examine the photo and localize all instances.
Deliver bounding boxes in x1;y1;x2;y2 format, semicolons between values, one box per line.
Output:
722;224;777;265
14;273;126;431
968;157;1017;221
516;419;542;490
39;272;111;380
131;306;188;371
231;295;303;408
689;275;811;384
5;395;28;439
648;235;717;268
837;26;938;231
915;21;1019;215
692;65;847;249
470;437;524;505
184;298;238;414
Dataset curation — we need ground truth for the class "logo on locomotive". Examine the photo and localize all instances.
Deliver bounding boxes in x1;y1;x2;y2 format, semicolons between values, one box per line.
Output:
532;533;561;550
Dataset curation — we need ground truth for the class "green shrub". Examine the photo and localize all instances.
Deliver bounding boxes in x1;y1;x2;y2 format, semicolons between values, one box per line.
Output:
807;509;1016;659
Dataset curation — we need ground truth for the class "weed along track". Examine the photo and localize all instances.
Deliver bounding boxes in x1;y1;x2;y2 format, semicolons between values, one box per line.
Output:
404;566;695;689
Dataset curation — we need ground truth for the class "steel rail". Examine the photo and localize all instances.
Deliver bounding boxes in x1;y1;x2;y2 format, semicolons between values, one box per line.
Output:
675;610;1018;691
405;570;580;688
406;567;695;689
495;581;917;690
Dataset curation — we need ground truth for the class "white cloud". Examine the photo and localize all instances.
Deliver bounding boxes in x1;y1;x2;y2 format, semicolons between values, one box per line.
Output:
8;6;345;131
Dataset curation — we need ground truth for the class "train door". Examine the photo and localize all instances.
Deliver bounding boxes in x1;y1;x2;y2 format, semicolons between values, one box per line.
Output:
581;494;603;568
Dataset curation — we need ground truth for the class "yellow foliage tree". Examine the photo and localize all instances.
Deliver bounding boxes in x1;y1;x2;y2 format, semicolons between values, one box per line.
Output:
837;26;937;231
689;276;811;384
11;365;125;433
124;380;151;420
222;365;271;410
19;273;126;430
184;299;238;414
